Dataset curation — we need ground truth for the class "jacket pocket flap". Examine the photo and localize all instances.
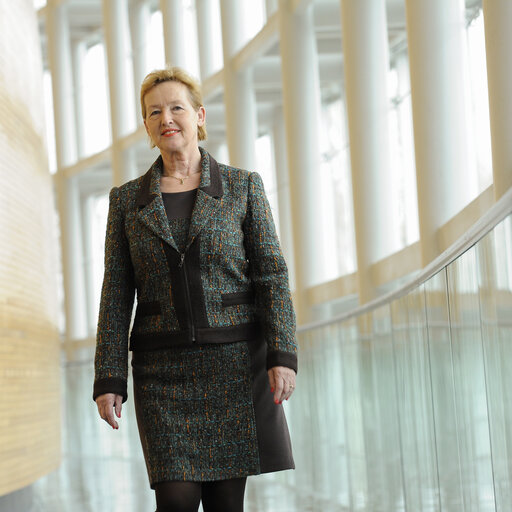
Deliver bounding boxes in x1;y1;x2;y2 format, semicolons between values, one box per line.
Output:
221;291;255;308
135;301;162;317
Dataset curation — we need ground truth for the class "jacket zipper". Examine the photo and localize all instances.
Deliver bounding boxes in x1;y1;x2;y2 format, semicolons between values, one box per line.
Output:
178;252;196;343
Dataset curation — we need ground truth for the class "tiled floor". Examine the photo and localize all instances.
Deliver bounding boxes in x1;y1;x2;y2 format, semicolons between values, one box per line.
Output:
1;352;309;512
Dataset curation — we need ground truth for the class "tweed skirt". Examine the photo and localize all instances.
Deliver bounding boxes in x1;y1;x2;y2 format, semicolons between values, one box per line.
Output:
131;335;295;487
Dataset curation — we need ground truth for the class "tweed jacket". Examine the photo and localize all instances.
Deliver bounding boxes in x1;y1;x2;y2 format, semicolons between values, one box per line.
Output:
93;148;297;402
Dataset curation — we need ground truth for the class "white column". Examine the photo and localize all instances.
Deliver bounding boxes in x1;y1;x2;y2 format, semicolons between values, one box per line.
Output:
272;106;295;290
124;147;139;182
340;0;395;304
55;174;88;340
102;0;136;185
483;0;512;199
72;40;86;159
266;0;278;18
220;0;257;170
405;0;475;265
45;1;77;168
81;195;95;336
196;0;216;80
160;0;187;68
46;1;87;340
130;0;151;124
278;0;324;321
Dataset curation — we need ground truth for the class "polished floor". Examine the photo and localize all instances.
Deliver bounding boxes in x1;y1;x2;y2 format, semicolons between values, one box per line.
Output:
1;350;312;512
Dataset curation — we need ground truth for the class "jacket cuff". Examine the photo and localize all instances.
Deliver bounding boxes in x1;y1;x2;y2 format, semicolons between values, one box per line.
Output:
93;377;128;403
266;350;298;373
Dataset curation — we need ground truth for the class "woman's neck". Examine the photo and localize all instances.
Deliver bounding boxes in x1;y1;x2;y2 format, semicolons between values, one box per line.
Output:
161;148;202;178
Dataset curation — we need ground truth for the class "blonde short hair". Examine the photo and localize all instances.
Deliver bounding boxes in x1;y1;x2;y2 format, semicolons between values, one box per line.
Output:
140;66;207;142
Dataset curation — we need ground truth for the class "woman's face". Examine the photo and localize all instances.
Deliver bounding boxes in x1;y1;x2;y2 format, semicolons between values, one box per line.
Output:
143;80;205;156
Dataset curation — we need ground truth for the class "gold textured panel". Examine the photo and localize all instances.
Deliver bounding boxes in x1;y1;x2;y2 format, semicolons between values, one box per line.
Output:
0;1;61;497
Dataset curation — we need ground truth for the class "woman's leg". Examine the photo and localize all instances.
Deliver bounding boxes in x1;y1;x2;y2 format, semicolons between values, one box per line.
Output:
201;477;247;512
154;481;202;512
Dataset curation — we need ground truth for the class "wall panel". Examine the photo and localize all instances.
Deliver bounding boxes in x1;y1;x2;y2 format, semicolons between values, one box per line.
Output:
0;0;61;497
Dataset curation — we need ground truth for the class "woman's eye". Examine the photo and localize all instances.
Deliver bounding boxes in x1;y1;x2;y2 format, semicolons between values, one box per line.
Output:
173;106;183;111
150;110;160;116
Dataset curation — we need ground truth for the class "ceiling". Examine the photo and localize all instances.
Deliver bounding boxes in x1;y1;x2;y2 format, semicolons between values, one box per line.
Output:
36;0;482;180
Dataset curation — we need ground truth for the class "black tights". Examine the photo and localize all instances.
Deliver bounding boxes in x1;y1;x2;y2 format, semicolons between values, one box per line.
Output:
154;477;247;512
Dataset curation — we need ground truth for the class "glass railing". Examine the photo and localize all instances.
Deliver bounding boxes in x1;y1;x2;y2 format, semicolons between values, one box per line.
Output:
20;192;512;512
251;192;512;511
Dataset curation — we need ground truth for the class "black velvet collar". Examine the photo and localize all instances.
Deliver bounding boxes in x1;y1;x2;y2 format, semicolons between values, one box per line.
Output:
136;148;223;208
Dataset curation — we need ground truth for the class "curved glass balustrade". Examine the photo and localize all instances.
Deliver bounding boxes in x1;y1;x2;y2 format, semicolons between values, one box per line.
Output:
260;209;512;511
9;202;512;511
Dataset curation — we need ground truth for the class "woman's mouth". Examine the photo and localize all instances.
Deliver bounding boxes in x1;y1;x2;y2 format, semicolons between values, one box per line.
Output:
162;129;179;137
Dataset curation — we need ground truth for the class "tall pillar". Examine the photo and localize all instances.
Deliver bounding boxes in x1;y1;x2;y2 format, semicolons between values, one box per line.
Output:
278;0;324;322
482;0;512;199
196;0;216;80
272;106;295;290
45;1;77;168
46;1;87;340
220;0;257;170
160;0;187;68
266;0;278;18
340;0;395;304
124;147;139;182
130;0;151;124
102;0;136;186
56;174;88;339
81;194;95;336
405;0;476;265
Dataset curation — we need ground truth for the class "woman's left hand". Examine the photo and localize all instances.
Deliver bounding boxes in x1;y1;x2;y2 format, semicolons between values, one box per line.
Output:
268;366;296;404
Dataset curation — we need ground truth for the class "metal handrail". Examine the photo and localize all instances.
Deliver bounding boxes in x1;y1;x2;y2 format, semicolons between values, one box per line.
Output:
298;187;512;333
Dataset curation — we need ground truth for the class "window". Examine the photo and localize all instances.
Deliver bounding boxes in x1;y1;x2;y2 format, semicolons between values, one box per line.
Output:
256;133;280;235
319;97;357;280
243;0;266;44
82;43;111;155
147;11;165;71
149;3;201;79
183;0;200;78
208;0;224;74
465;8;492;192
388;51;419;248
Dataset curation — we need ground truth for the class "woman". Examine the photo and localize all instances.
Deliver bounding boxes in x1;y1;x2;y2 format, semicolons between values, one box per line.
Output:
93;67;297;512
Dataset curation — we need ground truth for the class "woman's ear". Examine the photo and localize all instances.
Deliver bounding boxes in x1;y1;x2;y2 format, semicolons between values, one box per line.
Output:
197;106;206;126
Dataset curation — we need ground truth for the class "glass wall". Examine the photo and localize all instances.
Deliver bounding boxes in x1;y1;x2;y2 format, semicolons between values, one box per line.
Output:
266;211;512;511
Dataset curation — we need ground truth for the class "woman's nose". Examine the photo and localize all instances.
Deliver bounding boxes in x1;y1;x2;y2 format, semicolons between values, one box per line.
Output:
161;110;173;125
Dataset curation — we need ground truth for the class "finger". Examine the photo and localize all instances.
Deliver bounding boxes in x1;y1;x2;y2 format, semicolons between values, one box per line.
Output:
275;371;295;403
283;382;295;402
284;374;296;401
104;406;119;429
267;369;276;394
98;398;119;429
114;395;123;419
274;375;285;404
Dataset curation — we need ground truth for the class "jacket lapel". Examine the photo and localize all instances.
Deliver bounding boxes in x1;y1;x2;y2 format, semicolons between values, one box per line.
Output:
186;149;224;249
135;155;179;251
135;149;224;253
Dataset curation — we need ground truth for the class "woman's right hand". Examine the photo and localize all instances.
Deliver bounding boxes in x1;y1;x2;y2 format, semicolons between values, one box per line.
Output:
95;393;123;430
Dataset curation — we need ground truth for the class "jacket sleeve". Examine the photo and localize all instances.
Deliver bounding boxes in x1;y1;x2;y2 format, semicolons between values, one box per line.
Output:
93;186;135;403
243;171;298;373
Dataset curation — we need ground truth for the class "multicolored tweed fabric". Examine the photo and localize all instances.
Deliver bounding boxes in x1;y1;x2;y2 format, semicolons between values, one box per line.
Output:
93;148;297;402
131;342;260;484
167;218;190;253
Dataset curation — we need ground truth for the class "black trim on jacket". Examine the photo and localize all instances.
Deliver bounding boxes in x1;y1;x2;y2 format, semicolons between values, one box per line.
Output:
129;322;262;351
